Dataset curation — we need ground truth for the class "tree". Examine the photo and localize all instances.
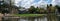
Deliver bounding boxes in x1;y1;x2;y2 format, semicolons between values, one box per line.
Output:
51;7;56;13
28;6;36;13
47;4;56;13
55;5;60;13
35;7;40;14
0;0;4;13
47;4;57;21
19;6;22;9
39;8;45;14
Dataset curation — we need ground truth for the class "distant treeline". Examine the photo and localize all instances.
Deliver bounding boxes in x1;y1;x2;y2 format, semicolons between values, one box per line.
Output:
18;4;60;14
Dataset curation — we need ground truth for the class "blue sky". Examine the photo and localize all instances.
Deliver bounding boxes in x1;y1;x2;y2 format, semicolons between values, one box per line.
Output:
15;0;60;8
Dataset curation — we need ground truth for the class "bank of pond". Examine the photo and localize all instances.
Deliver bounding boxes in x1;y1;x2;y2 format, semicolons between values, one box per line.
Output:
3;14;58;21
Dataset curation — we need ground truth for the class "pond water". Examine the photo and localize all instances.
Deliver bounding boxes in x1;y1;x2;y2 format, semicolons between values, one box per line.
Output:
18;17;47;21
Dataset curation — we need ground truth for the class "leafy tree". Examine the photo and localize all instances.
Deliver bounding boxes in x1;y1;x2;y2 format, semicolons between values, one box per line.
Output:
35;7;40;13
19;6;23;9
47;4;56;13
55;5;60;13
28;6;36;13
39;8;45;14
51;7;56;13
35;7;46;14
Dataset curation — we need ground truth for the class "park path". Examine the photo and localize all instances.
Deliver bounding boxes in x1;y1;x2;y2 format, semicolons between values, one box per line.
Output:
0;13;13;21
0;13;3;21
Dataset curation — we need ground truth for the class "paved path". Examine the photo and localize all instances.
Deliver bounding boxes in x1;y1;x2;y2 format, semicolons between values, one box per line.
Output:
0;13;3;21
0;13;13;21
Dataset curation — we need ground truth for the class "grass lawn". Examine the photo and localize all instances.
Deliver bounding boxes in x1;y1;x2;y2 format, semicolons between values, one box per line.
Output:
13;14;46;17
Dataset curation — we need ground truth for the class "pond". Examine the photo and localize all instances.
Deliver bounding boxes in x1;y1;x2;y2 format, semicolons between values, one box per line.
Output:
18;17;47;21
3;15;58;21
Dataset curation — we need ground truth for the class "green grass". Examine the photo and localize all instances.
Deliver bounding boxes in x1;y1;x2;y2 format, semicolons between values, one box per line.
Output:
13;14;46;17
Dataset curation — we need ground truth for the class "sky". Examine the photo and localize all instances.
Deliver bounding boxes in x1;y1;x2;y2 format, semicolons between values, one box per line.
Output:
15;0;60;8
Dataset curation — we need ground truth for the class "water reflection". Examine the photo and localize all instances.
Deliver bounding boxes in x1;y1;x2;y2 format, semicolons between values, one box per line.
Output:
18;17;47;21
18;18;28;21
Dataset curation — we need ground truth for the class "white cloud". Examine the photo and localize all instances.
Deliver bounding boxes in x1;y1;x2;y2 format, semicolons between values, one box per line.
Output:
15;0;60;8
31;0;48;8
15;0;48;8
19;0;35;8
15;0;23;6
15;0;38;8
51;0;60;6
15;0;22;3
